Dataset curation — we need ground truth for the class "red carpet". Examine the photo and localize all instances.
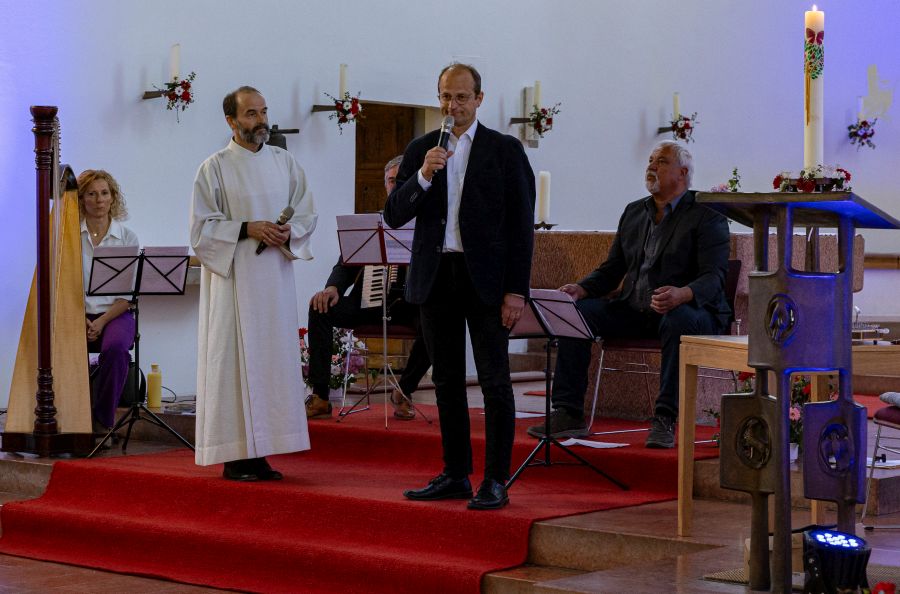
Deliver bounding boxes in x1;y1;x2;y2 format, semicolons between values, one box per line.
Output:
0;406;717;593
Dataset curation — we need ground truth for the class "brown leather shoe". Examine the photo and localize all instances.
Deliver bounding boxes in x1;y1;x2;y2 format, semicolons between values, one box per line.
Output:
390;390;415;421
305;394;332;419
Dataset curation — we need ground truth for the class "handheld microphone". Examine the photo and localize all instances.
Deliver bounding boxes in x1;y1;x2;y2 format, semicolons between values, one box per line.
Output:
255;205;294;255
436;115;455;150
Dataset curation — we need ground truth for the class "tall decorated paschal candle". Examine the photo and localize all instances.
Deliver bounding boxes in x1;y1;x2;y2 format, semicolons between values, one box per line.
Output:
804;5;824;169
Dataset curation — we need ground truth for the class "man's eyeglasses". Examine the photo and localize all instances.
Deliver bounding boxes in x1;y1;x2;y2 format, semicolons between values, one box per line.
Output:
438;93;475;105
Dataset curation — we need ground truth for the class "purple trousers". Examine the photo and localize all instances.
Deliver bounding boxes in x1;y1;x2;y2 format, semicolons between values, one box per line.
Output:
87;311;135;428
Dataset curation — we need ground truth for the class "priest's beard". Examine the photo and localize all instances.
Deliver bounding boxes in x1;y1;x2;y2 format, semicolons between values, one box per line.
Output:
237;122;271;146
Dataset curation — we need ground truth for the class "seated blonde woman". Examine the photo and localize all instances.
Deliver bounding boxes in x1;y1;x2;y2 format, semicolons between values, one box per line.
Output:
78;169;139;432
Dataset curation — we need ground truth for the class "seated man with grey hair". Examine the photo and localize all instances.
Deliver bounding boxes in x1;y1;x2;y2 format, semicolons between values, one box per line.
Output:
527;140;731;448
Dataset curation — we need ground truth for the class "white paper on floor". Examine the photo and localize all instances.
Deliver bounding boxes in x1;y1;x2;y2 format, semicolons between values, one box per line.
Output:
558;438;629;449
514;411;546;419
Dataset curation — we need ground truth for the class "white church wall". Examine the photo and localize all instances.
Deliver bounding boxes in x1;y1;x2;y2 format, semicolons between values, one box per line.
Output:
1;0;899;406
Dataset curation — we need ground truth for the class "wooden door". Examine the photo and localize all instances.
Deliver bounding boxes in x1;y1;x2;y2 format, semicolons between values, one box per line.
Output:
355;103;416;213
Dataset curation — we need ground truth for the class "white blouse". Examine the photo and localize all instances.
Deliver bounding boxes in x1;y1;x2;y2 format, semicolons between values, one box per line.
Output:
81;219;140;315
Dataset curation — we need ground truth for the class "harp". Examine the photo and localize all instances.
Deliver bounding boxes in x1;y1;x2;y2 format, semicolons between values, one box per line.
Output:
2;106;93;456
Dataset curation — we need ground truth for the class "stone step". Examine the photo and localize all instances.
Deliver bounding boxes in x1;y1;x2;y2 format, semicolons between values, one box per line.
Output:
484;565;585;594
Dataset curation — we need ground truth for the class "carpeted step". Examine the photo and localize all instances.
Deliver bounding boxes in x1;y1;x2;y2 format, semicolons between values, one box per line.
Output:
0;407;718;593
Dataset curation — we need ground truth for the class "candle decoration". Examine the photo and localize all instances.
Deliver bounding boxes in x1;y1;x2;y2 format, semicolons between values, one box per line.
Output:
804;6;825;169
657;94;698;141
536;171;551;223
339;64;348;97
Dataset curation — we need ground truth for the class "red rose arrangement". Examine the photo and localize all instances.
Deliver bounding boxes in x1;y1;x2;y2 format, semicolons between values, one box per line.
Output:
869;582;896;594
848;117;877;150
670;112;698;143
324;91;363;134
773;165;851;193
529;103;561;137
155;72;196;122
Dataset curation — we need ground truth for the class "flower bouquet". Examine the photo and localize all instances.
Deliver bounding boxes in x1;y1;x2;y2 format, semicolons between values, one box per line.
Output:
323;91;363;134
710;167;741;193
670;112;698;143
299;327;367;391
154;72;196;122
528;102;561;137
848;118;877;150
773;164;851;193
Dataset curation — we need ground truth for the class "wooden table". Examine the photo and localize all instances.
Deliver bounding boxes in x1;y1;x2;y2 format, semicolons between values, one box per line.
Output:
677;334;900;537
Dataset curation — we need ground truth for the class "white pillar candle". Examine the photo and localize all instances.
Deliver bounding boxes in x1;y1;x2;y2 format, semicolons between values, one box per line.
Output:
673;92;680;119
339;63;348;97
533;80;541;109
857;96;865;120
170;43;181;81
537;171;551;223
803;6;824;169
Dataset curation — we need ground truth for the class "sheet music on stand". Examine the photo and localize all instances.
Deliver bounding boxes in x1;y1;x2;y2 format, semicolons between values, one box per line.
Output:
86;245;193;457
511;289;593;340
336;213;414;266
506;288;627;491
87;246;140;297
334;213;426;427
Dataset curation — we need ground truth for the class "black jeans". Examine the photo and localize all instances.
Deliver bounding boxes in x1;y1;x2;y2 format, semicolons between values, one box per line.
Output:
307;296;430;399
551;298;722;419
419;253;516;483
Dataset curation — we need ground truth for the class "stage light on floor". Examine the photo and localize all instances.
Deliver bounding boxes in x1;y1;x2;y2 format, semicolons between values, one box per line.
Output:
803;528;871;594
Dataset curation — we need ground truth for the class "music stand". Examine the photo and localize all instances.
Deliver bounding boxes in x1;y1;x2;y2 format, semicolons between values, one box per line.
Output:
335;214;429;427
86;246;194;457
506;289;628;490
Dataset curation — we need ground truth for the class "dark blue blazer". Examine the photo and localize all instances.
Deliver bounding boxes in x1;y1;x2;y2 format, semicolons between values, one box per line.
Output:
384;123;535;306
579;190;732;328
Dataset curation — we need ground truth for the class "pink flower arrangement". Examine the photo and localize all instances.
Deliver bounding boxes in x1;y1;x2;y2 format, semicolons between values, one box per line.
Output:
299;327;367;390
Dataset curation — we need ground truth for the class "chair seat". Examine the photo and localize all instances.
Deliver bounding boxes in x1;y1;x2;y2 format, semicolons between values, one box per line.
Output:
874;405;900;429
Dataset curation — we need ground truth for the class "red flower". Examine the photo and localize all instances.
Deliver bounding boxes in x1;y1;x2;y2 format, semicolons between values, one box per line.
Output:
350;102;360;115
167;91;178;101
545;118;553;126
802;384;811;395
737;371;755;382
181;90;191;102
773;175;783;190
872;582;896;594
836;168;851;181
298;328;308;338
798;179;816;193
181;80;191;90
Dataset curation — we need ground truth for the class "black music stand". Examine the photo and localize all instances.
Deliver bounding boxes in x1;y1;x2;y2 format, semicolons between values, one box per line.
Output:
506;289;628;490
86;246;194;457
334;214;430;427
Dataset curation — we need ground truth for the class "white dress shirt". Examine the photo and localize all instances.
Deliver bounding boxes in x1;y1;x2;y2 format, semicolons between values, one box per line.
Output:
417;119;478;252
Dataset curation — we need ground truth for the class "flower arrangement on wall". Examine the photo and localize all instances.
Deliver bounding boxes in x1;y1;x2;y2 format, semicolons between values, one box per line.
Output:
323;91;363;134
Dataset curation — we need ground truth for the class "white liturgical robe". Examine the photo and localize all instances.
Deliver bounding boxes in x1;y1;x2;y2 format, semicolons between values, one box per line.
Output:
190;139;317;466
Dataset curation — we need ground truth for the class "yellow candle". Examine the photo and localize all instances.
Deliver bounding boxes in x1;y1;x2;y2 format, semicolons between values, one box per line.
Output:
533;80;541;109
673;92;680;119
537;171;551;223
170;43;181;81
339;64;348;97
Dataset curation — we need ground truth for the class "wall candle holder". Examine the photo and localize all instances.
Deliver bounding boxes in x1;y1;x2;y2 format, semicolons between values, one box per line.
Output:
534;222;556;230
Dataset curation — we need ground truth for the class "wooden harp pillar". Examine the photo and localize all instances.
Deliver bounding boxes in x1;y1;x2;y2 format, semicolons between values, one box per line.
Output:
1;106;93;457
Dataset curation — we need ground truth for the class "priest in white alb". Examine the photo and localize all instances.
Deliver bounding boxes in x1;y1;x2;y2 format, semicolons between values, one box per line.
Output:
190;85;317;481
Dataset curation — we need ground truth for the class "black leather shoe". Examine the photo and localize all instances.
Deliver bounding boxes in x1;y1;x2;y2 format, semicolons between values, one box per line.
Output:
222;460;259;482
403;473;473;501
252;457;283;481
467;479;509;510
